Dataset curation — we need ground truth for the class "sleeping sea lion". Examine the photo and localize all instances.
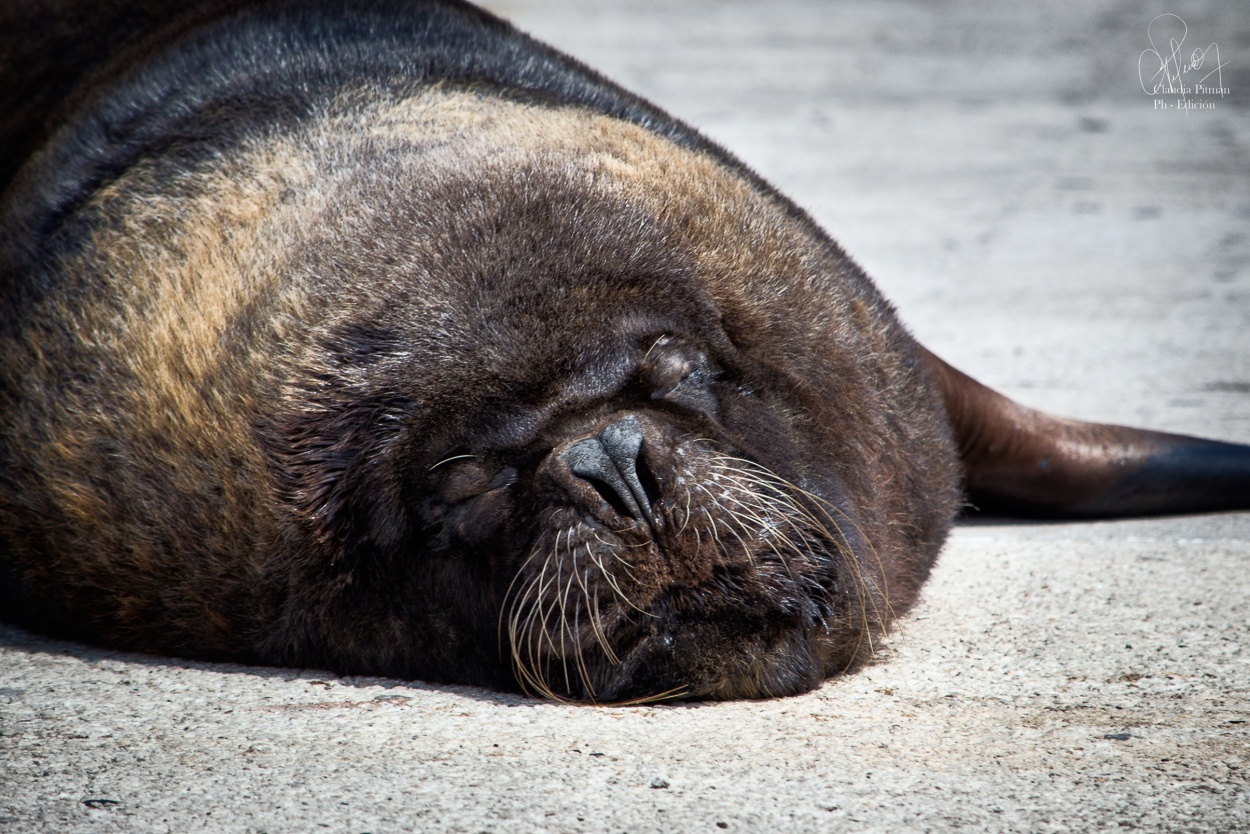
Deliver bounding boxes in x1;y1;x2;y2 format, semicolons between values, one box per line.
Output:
1;0;1247;702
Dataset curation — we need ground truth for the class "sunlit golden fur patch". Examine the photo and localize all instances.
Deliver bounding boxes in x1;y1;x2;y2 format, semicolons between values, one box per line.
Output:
2;126;334;648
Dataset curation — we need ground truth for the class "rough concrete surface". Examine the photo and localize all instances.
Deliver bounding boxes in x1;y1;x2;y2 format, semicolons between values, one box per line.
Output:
2;0;1248;832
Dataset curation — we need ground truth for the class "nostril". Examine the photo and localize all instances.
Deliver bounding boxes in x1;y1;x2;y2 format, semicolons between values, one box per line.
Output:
599;417;655;524
560;417;658;524
635;454;662;508
563;437;646;521
586;473;640;520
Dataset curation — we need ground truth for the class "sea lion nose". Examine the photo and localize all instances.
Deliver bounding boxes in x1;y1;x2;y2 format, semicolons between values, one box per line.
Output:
561;415;655;524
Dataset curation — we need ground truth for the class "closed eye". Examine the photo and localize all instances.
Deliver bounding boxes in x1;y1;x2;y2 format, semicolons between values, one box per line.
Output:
640;336;722;417
437;461;517;505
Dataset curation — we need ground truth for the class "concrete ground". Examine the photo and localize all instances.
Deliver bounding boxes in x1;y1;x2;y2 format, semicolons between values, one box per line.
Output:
2;0;1248;831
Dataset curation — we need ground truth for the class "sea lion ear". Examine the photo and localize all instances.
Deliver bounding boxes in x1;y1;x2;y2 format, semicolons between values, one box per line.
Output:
918;348;1250;518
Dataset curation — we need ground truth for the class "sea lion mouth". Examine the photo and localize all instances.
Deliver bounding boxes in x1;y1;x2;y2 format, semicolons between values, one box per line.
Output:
502;425;876;703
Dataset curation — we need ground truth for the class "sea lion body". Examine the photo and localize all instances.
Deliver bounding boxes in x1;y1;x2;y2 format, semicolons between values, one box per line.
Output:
1;0;1246;701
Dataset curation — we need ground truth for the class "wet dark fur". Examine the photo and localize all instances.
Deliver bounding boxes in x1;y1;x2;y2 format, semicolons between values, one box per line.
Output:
1;0;1246;702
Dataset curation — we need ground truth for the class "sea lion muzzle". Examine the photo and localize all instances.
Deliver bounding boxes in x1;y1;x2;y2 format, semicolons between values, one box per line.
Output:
511;412;850;701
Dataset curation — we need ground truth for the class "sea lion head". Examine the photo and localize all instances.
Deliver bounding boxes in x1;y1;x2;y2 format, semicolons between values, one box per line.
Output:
432;343;864;704
253;91;959;702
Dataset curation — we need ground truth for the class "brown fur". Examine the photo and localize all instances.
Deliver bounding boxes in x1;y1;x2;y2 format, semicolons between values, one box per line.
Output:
1;82;958;698
5;0;1244;702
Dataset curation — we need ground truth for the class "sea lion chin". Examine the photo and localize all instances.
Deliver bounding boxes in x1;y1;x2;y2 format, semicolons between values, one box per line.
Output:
2;0;1249;703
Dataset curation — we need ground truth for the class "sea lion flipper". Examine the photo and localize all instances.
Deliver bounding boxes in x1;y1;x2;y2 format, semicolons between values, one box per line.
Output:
920;348;1250;517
